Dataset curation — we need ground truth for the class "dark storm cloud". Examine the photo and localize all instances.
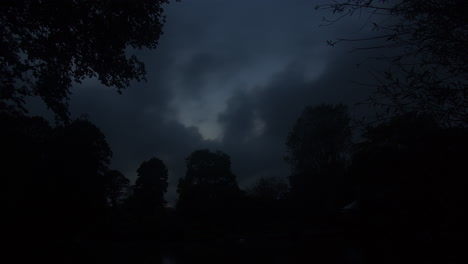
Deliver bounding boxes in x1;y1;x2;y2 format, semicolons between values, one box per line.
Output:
217;52;381;187
178;52;247;97
69;82;212;202
218;90;256;143
42;0;389;204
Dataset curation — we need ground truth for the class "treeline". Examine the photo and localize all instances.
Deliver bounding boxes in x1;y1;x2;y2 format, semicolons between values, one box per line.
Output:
3;104;466;263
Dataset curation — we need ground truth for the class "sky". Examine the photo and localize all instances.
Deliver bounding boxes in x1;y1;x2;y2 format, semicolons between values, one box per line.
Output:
31;0;390;204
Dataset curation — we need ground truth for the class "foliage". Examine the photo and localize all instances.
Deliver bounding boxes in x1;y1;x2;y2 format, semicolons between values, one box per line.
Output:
2;113;53;208
247;176;289;202
2;114;113;242
351;113;467;258
0;0;175;121
2;116;113;210
132;157;169;213
317;0;468;126
50;118;112;210
285;104;352;211
104;169;130;208
177;149;240;210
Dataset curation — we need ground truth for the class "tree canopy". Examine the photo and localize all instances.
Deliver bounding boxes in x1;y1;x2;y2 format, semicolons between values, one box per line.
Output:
1;0;174;121
104;169;130;208
177;149;240;210
2;113;53;209
50;118;113;210
317;0;468;126
132;157;169;213
2;114;114;243
285;104;352;211
351;113;467;252
247;176;289;202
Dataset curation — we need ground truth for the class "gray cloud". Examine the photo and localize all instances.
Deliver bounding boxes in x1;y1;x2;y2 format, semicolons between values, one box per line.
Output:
26;0;391;205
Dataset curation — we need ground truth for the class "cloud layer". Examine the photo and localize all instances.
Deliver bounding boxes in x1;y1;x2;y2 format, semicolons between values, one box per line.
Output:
30;0;389;204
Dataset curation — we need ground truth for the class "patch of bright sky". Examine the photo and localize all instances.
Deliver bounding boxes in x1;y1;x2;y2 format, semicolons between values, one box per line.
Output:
169;57;327;141
161;0;333;141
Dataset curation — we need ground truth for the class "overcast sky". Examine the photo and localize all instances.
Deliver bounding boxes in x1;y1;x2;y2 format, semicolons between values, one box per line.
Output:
32;0;389;204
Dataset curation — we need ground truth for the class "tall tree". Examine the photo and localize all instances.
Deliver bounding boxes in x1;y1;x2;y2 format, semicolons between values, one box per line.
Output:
49;118;112;211
133;157;168;214
285;104;352;211
317;0;468;126
3;114;114;259
0;0;176;121
2;113;52;209
351;113;467;263
247;176;289;203
104;169;130;208
177;149;240;211
2;116;113;241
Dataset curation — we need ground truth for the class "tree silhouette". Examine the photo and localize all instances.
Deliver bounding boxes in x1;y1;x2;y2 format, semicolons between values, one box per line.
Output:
2;113;52;209
177;149;240;211
351;113;467;263
48;118;112;226
104;169;130;208
247;176;289;203
132;157;168;214
0;0;176;121
242;176;291;235
3;115;113;250
3;116;113;215
285;104;352;212
176;149;241;239
317;0;468;126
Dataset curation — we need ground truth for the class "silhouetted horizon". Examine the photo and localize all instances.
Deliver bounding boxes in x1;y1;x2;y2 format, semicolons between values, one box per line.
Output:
2;1;466;263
